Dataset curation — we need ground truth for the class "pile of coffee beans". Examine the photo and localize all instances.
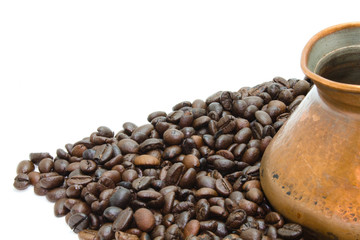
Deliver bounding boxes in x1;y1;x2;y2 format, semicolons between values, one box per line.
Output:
14;76;311;240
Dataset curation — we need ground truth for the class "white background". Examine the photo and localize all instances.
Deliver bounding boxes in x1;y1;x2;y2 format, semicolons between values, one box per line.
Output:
0;1;358;239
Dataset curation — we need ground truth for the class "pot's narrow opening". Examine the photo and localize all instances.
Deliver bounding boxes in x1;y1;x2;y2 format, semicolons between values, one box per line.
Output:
315;45;360;85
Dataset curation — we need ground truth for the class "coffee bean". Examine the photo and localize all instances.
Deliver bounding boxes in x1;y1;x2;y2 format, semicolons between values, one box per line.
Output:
13;173;30;190
109;187;131;208
226;209;247;229
164;224;184;240
28;171;40;185
215;178;233;196
163;128;184;145
46;187;66;202
165;162;184;186
68;213;89;233
115;231;140;240
255;110;272;126
240;228;262;240
39;174;64;189
195;188;218;198
184;219;200;238
134;154;160;166
134;208;155;232
16;160;35;174
112;207;133;232
215;134;233;150
29;152;53;164
78;229;98;240
118;139;139;154
277;223;303;240
80;160;97;174
293;79;310;96
67;175;92;186
14;76;308;239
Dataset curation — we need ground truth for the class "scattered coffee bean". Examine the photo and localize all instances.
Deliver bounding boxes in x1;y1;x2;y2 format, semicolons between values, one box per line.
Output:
14;77;309;239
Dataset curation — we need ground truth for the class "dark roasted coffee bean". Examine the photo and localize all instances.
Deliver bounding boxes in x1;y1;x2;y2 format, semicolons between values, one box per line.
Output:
265;211;284;228
118;139;140;154
131;124;154;143
255;110;272;126
28;171;40;185
241;147;260;165
68;212;89;233
97;223;114;240
109;187;131;208
112;207;133;232
245;187;264;205
115;231;139;240
294;79;310;96
165;224;184;240
16;160;35;174
97;126;114;138
213;159;235;173
67;175;92;186
29;152;53;164
215;134;233;150
46;187;66;202
277;223;303;240
196;199;210;221
226;209;247;229
238;199;258;216
14;173;30;190
175;211;192;230
165;162;184;186
80;160;97;174
39;174;64;189
184;219;200;238
215;178;233;196
179;168;196;188
54;198;69;217
134;208;155;232
239;228;262;240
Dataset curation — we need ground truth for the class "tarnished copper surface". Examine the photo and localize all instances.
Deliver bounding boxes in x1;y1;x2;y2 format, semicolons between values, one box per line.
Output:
261;22;360;240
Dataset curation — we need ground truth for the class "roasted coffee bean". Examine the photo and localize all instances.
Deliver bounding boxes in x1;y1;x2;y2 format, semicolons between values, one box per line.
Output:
277;223;303;240
16;160;35;174
165;162;184;186
113;207;133;232
109;187;131;208
165;224;184;240
39;174;64;189
67;175;92;186
29;152;53;164
240;228;262;240
80;160;97;174
118;139;139;154
255;110;272;126
226;209;247;229
13;173;30;190
15;76;308;239
196;199;210;221
215;178;233;196
46;187;66;202
238;199;258;216
97;223;114;240
68;213;89;233
245;187;264;205
134;208;155;232
214;134;233;150
28;171;40;185
265;211;285;228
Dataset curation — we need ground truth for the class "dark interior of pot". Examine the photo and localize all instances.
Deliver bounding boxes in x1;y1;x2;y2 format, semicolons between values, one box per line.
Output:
316;46;360;85
307;26;360;86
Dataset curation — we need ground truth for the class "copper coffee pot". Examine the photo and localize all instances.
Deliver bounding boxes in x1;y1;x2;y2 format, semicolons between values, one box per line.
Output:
260;22;360;239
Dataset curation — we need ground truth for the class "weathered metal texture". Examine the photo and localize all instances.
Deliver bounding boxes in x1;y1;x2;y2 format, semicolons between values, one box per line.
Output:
261;22;360;240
